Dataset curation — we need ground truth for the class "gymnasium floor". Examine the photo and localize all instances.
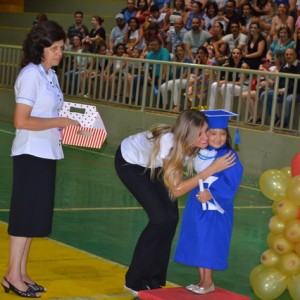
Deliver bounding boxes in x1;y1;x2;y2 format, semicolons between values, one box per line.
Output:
0;121;292;299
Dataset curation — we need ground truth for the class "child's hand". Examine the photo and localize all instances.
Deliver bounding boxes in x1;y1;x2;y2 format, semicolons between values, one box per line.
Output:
196;190;212;203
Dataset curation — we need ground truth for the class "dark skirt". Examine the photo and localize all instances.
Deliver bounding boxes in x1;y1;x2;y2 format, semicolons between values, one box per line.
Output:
8;154;57;237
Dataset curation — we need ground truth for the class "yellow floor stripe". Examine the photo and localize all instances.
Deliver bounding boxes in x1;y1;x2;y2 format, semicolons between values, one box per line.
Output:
0;222;135;300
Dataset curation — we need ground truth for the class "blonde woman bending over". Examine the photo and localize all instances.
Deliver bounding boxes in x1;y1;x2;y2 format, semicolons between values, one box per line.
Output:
115;109;236;295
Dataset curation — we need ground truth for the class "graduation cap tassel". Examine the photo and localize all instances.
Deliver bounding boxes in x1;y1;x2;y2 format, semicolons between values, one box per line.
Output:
235;128;240;145
234;127;240;152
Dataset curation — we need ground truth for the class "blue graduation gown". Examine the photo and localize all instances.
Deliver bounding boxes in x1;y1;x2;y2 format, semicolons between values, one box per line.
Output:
174;145;243;270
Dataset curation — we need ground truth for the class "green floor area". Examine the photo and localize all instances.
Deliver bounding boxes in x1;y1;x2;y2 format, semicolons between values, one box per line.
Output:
0;122;293;299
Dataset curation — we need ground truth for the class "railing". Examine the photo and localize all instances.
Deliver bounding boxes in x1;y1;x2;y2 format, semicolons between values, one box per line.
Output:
1;44;300;134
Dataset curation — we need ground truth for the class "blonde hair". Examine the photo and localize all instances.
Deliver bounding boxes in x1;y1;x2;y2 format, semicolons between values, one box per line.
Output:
148;110;207;191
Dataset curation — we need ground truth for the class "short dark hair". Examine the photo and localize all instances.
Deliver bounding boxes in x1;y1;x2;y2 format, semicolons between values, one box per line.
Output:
22;20;66;67
150;4;160;13
148;36;161;45
74;11;84;16
226;0;236;6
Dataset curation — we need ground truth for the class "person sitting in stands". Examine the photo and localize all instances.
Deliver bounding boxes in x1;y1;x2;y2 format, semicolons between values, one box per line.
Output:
164;0;187;33
136;0;151;26
159;43;192;111
121;0;138;22
126;48;143;103
260;48;300;128
266;25;295;61
186;46;215;105
208;47;249;110
103;43;129;102
79;43;109;98
64;33;91;94
141;21;164;57
124;17;145;54
270;3;294;41
166;17;187;55
148;4;169;44
82;15;106;53
213;22;248;62
206;21;227;66
150;0;170;13
243;21;268;70
109;14;128;54
66;11;89;48
222;0;242;34
183;17;212;61
132;37;171;103
184;2;205;31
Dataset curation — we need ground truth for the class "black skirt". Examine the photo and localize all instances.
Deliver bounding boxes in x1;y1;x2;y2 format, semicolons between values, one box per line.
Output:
8;154;57;237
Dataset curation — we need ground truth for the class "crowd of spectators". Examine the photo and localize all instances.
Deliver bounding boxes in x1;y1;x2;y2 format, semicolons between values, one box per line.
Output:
61;0;300;123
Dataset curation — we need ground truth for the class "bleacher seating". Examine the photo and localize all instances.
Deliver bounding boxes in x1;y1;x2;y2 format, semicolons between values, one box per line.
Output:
0;0;123;45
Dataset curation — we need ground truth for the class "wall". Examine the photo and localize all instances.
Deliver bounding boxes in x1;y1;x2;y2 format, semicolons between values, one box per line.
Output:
0;0;122;45
0;0;23;12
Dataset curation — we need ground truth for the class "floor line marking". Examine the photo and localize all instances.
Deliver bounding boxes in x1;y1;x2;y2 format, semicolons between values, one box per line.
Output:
0;206;272;213
67;145;115;158
0;129;14;135
240;184;260;191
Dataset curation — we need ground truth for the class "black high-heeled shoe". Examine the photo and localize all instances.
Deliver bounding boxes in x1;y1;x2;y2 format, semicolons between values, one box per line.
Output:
2;277;40;298
24;281;46;293
1;282;9;293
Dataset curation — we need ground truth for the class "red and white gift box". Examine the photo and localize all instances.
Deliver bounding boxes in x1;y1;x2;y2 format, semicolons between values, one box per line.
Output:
59;102;107;149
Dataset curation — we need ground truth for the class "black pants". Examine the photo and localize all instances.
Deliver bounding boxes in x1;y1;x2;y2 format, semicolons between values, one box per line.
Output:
114;146;178;288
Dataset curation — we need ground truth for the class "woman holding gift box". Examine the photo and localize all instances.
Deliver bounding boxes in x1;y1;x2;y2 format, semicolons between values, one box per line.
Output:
114;109;236;295
1;21;80;298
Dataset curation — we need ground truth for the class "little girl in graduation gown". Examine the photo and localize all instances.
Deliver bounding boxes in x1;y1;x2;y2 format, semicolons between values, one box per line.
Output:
174;109;243;295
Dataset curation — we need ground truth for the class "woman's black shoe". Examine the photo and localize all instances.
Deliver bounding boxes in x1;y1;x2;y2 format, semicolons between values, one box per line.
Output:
24;281;46;293
148;279;163;289
2;277;40;298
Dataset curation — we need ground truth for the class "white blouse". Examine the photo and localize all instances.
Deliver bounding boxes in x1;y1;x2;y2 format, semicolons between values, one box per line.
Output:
11;63;64;160
121;131;174;168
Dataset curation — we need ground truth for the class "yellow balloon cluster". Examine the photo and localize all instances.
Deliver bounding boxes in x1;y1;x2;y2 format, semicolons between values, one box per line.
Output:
250;167;300;299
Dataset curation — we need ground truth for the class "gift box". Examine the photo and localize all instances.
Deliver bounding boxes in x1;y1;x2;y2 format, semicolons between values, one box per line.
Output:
59;101;107;149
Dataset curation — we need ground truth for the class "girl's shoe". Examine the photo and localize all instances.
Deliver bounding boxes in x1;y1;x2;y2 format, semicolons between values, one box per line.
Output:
186;284;198;291
2;277;40;298
190;283;215;295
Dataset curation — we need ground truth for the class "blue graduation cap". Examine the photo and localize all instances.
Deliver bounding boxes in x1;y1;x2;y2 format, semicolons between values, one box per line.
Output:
202;109;238;129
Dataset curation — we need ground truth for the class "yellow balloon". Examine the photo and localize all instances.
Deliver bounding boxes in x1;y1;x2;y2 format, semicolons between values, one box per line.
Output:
278;251;300;276
261;249;280;267
276;200;299;221
286;176;300;206
288;274;300;300
259;169;288;201
285;219;300;243
269;215;286;234
280;167;292;178
271;234;294;255
251;267;288;300
249;264;266;286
